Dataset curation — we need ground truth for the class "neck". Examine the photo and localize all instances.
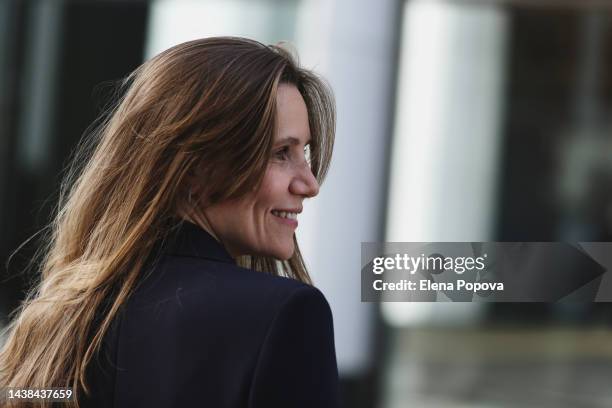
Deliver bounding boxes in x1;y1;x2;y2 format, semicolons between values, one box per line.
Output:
176;199;240;259
177;206;221;245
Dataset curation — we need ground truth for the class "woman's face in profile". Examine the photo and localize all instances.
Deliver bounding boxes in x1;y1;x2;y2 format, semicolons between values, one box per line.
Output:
203;83;319;260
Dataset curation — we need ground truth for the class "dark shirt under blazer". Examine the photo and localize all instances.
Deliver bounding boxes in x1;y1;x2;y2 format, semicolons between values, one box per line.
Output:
82;221;340;407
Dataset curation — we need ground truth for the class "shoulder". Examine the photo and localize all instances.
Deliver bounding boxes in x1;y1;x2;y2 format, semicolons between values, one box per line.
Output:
138;253;313;303
111;255;337;406
126;254;326;336
247;274;339;407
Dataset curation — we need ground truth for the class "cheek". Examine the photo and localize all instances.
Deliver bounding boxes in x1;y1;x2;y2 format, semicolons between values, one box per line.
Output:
256;168;288;205
210;199;253;229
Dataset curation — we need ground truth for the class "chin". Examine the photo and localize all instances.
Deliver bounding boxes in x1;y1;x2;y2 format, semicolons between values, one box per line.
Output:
270;243;295;260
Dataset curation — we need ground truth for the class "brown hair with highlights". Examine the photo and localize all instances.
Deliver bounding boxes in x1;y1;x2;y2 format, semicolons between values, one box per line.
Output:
0;37;335;407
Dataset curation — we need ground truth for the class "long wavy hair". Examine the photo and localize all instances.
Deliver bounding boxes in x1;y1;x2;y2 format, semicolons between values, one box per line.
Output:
0;37;335;407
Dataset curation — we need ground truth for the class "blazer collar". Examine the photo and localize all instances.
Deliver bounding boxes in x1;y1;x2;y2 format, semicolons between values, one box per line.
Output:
165;221;235;264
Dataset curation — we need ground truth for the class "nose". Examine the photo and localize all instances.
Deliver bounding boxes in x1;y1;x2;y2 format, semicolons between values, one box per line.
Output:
290;163;320;198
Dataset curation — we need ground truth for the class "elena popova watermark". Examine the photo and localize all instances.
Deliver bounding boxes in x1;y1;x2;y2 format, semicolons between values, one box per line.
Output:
361;242;612;302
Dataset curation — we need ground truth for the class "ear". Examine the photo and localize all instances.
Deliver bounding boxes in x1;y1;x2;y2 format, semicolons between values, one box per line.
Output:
185;168;217;208
184;163;204;195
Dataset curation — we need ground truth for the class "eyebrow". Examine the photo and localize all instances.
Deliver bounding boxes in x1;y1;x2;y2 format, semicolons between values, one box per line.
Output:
275;136;311;146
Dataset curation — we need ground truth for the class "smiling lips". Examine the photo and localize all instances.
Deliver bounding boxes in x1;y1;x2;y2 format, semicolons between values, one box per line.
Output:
271;210;299;228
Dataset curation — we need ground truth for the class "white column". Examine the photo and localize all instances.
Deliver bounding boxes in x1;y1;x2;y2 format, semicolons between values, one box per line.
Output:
383;0;509;326
295;0;400;376
145;0;299;58
16;0;64;173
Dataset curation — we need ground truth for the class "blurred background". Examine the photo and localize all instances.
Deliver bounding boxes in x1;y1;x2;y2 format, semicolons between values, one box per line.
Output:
2;0;612;406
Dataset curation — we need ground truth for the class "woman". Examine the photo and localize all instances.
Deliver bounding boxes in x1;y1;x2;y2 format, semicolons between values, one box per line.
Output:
0;37;339;407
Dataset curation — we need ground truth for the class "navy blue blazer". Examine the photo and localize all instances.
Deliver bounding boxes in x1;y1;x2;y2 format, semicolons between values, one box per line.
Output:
82;221;340;407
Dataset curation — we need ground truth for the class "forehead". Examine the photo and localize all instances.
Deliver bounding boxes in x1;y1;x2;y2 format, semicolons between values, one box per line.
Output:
275;83;310;143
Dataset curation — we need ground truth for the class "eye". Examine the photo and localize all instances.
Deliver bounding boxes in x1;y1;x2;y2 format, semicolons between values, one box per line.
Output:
274;146;290;161
304;144;312;165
